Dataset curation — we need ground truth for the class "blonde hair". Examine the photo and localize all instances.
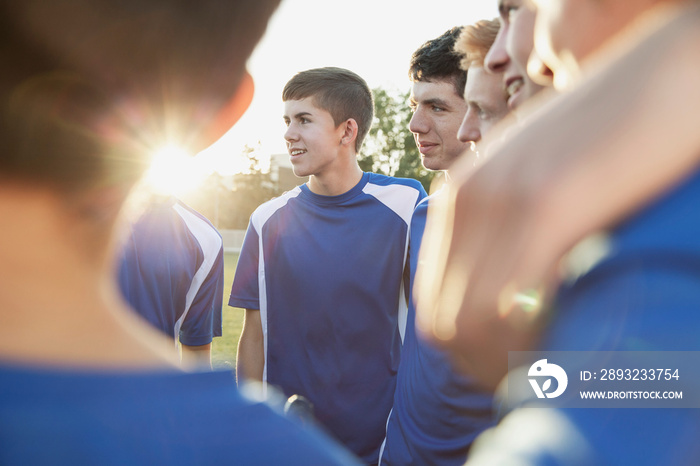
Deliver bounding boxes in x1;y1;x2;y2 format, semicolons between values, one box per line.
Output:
455;19;501;69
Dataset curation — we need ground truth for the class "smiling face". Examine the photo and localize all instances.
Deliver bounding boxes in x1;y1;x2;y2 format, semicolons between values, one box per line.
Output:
486;0;545;110
408;79;470;171
283;97;346;178
458;66;510;144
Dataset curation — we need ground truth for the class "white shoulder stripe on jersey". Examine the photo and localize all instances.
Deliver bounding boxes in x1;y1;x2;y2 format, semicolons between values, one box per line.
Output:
362;183;421;226
172;203;223;346
250;187;302;388
252;187;302;234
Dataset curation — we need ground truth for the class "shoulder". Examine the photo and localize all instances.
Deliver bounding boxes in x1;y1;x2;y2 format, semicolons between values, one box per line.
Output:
363;173;428;205
168;199;220;239
250;186;304;230
165;199;223;257
366;173;427;194
0;368;358;465
415;194;431;211
172;199;216;228
410;197;430;226
361;174;427;226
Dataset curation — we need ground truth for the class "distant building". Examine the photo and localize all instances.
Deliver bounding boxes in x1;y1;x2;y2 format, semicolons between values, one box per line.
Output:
270;153;307;192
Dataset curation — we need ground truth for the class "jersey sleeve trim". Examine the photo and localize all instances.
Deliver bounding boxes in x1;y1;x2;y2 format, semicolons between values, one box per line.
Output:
172;202;223;345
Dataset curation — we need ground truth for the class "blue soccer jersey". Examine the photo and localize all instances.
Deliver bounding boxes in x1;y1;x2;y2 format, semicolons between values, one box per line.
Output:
119;196;223;347
229;172;427;463
0;364;360;465
380;193;495;466
468;168;700;465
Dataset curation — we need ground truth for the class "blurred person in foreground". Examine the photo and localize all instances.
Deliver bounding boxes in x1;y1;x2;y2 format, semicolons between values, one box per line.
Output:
0;0;359;464
379;23;508;466
417;0;700;463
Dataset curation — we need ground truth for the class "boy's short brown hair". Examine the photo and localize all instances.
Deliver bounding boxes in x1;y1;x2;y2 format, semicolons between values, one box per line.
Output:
283;67;374;153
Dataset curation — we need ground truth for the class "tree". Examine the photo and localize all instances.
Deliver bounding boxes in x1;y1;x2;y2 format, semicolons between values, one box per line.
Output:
227;145;279;228
360;87;436;192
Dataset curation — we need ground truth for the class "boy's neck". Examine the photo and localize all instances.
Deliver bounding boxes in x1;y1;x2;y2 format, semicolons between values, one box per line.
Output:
0;188;180;370
307;163;364;196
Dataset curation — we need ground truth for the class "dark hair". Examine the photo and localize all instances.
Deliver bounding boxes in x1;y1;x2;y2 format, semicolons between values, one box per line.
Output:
455;19;501;69
409;26;467;97
3;72;139;194
283;67;374;153
0;0;281;193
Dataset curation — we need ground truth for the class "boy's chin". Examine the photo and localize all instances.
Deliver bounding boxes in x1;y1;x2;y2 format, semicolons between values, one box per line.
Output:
291;166;312;178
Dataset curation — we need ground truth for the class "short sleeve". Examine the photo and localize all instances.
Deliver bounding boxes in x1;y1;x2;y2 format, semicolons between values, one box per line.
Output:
229;221;261;310
179;242;224;345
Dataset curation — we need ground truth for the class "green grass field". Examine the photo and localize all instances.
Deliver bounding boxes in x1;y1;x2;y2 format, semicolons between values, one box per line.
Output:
211;252;244;370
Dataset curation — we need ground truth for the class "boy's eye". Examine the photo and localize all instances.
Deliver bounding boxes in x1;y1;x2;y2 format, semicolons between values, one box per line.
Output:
432;105;445;112
300;117;310;124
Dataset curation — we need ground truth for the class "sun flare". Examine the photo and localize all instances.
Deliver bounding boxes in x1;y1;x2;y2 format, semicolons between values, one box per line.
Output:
143;145;208;196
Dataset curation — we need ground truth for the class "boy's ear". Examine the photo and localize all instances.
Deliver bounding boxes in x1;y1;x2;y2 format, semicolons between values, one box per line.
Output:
340;118;359;147
527;52;554;87
202;71;255;149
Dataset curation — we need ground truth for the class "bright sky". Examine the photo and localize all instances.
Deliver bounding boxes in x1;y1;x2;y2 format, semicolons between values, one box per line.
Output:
195;0;499;177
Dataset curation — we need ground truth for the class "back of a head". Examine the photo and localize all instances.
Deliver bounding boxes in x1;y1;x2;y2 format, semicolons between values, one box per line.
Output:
3;72;136;196
455;19;501;70
409;26;466;96
0;0;281;196
282;67;374;153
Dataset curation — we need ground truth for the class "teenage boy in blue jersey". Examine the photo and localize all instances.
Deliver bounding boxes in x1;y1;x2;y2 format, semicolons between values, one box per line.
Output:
0;1;360;464
119;195;224;368
230;66;427;464
379;23;509;466
416;0;700;464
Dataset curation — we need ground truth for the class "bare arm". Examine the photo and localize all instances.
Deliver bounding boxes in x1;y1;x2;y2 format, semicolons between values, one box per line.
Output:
415;4;700;388
181;343;212;369
236;308;264;384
